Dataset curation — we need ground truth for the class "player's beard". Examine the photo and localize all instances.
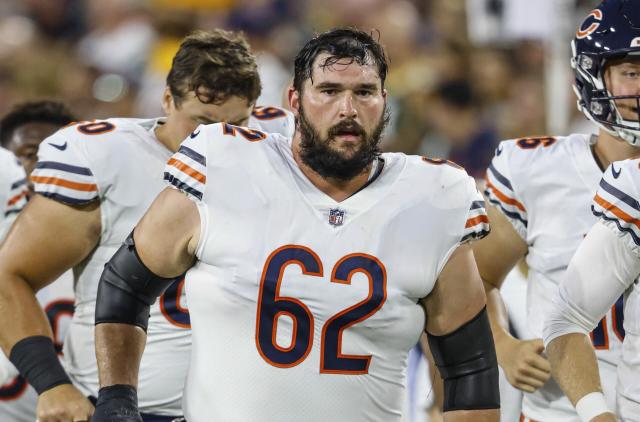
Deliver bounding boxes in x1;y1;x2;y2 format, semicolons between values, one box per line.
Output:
297;104;389;181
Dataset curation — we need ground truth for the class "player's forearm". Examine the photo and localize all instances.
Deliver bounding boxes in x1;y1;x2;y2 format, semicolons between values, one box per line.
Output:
0;273;53;354
95;323;146;388
482;280;513;346
546;333;603;406
444;409;500;422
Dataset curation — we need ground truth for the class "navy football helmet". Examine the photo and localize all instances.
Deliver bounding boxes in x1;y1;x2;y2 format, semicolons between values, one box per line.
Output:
572;0;640;145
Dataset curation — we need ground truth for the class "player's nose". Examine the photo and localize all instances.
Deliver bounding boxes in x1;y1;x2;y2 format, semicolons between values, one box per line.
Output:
338;93;357;119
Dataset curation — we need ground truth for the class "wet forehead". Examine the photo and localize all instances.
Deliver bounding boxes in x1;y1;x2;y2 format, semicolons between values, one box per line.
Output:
309;52;382;87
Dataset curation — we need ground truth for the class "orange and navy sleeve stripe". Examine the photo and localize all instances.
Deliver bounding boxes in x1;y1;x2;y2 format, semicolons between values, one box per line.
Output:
5;177;28;216
31;161;99;205
164;144;206;201
592;162;640;248
484;155;528;238
461;198;490;242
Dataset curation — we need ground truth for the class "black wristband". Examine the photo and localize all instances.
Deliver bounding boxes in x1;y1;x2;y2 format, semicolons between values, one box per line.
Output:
94;384;141;421
8;335;71;395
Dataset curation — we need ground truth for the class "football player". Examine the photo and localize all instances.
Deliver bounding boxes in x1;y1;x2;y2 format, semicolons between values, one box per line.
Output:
92;28;500;422
544;158;640;422
0;30;294;422
473;0;640;420
0;100;76;422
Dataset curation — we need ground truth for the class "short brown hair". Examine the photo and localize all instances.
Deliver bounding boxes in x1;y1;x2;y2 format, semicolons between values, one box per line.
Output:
166;29;261;107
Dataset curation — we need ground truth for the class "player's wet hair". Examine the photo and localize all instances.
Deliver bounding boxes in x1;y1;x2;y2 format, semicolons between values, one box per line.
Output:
0;100;76;147
293;28;388;92
167;29;262;107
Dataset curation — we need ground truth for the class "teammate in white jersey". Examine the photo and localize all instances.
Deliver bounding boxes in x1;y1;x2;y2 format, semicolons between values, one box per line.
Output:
472;1;640;420
93;28;500;422
544;159;640;422
0;30;293;422
0;100;76;422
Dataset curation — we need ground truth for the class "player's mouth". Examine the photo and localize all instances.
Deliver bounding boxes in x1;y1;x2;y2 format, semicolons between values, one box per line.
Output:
330;122;365;142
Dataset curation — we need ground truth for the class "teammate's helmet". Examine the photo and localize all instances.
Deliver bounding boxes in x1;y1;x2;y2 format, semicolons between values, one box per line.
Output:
572;0;640;145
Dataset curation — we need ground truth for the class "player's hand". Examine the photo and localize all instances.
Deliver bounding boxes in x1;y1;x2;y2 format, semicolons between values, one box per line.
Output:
495;336;551;393
92;384;142;422
36;383;94;422
590;413;616;422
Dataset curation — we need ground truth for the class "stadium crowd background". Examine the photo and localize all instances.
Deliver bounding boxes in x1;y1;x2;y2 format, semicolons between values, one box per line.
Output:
0;1;611;421
0;0;601;179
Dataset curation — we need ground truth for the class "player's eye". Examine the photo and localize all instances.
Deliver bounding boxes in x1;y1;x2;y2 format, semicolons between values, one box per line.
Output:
321;89;338;95
356;90;373;97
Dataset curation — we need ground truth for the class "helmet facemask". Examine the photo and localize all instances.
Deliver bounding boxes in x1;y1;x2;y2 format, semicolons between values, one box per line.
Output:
573;40;640;145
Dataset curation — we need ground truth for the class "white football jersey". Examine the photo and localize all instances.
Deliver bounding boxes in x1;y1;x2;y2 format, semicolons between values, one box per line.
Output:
164;123;489;422
29;108;294;416
591;158;640;420
484;134;622;420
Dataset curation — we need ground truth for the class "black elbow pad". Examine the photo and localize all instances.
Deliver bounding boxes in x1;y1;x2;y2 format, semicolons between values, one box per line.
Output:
95;232;184;331
427;306;500;412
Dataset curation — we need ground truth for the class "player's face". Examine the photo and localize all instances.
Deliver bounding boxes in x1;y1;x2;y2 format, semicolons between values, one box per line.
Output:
291;53;387;180
163;89;253;141
8;122;62;180
605;58;640;122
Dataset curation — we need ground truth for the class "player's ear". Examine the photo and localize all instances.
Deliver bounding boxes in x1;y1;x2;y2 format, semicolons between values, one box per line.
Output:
288;86;300;118
162;87;175;115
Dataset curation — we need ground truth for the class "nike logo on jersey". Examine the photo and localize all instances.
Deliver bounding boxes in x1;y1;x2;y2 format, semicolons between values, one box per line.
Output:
190;130;200;139
612;164;621;179
496;145;503;156
48;141;67;151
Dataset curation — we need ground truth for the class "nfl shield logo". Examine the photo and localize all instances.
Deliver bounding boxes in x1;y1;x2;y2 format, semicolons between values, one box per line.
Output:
328;208;345;226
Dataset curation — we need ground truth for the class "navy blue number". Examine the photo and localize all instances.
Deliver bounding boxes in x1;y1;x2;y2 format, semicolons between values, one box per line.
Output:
256;247;387;374
0;376;28;401
45;299;74;353
256;246;322;367
321;254;387;374
222;123;266;142
252;106;286;120
160;278;191;328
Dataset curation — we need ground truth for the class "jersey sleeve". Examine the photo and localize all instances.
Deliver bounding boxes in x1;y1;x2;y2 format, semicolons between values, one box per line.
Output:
0;151;28;240
483;141;528;240
544;220;640;346
31;129;99;205
592;159;640;256
164;127;208;202
461;189;490;243
4;155;28;217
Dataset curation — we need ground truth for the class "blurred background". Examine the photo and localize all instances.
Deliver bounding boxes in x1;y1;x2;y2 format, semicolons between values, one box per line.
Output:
0;0;600;177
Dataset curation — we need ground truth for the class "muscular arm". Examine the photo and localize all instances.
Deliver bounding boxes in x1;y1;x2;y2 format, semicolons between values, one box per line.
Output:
421;243;499;422
0;195;101;353
95;187;200;388
544;221;638;420
472;204;550;392
0;194;100;420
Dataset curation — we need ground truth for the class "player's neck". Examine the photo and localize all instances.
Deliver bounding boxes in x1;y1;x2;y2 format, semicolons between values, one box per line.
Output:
593;131;640;170
154;123;181;153
291;136;373;203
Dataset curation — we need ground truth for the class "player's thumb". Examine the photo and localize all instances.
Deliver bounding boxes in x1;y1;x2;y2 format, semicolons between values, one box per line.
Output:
530;338;545;354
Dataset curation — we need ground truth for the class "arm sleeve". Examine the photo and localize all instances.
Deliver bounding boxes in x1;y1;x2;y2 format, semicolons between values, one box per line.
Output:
31;130;99;205
483;141;528;240
543;220;640;346
164;127;208;202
